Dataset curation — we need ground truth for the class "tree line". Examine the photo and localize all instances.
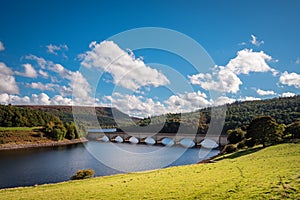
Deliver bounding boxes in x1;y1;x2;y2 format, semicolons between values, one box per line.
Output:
223;116;300;153
0;105;82;141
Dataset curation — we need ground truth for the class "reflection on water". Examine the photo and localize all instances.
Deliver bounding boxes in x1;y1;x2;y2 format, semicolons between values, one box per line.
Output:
0;141;219;189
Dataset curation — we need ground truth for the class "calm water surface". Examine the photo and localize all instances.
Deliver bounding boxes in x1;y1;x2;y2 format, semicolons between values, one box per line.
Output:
0;141;219;188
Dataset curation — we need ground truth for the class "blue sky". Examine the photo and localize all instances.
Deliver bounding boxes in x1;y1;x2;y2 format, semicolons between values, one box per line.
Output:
0;0;299;117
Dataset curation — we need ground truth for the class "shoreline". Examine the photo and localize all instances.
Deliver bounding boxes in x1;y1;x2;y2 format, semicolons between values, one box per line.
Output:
0;137;88;151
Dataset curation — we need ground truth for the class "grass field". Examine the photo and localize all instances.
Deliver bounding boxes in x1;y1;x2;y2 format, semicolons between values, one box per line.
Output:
0;127;49;144
0;143;299;199
0;127;39;131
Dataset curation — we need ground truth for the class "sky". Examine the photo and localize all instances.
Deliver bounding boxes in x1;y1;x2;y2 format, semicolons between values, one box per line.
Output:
0;0;299;118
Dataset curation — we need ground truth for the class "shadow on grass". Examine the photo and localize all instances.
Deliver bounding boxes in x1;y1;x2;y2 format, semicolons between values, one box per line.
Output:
214;146;264;161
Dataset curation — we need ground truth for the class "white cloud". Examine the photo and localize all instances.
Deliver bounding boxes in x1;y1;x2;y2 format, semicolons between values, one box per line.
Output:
279;71;300;88
188;67;242;94
189;49;277;94
239;96;261;101
81;40;170;91
0;93;73;106
46;44;68;55
295;58;300;65
0;93;30;105
27;82;56;91
38;70;48;78
226;49;276;75
104;91;212;117
32;93;50;105
212;96;236;106
50;95;73;105
256;89;276;96
281;92;296;97
104;93;167;118
250;34;264;46
25;55;92;100
165;91;211;113
15;63;38;78
238;42;247;46
0;62;19;94
25;55;48;69
0;41;4;51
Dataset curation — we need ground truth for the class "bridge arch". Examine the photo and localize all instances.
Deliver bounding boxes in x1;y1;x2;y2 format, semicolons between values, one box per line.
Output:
178;138;195;148
125;136;139;144
111;135;124;143
200;138;219;149
141;136;156;145
159;137;175;146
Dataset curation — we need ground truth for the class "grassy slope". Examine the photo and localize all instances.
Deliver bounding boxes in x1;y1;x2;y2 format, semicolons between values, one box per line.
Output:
0;127;51;144
0;143;299;199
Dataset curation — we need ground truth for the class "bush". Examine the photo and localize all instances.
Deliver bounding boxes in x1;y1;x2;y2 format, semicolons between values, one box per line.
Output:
71;169;95;180
245;138;255;147
237;140;246;149
222;144;237;154
227;128;245;144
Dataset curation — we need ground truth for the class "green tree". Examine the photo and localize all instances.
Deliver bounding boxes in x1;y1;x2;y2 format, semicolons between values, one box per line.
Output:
284;121;300;139
227;128;245;144
246;116;284;147
45;121;67;141
65;122;79;140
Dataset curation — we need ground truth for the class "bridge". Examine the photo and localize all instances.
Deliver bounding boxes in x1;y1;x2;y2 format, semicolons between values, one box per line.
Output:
87;131;228;148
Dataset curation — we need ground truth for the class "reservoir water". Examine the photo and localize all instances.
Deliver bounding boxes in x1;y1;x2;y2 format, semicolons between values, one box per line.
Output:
0;141;219;189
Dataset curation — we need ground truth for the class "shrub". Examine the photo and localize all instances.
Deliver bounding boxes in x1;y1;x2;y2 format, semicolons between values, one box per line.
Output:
222;144;237;154
237;140;246;149
245;138;255;147
71;169;95;180
227;128;245;144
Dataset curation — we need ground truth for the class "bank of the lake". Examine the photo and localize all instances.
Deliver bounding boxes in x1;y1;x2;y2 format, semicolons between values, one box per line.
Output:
1;143;299;199
0;138;88;151
0;127;88;151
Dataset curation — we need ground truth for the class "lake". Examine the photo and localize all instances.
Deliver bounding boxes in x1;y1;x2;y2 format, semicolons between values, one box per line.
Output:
0;141;219;189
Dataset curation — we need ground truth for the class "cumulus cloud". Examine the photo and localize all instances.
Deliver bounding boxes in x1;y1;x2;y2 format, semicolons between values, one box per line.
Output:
239;96;261;101
0;62;19;94
15;63;38;78
46;44;68;55
256;89;276;96
281;92;296;97
250;34;264;46
0;92;74;106
212;96;236;106
0;93;30;105
226;49;276;75
81;40;170;91
189;49;277;94
0;41;4;51
165;91;211;113
104;93;167;118
279;71;300;88
189;67;242;94
25;55;92;100
38;70;48;78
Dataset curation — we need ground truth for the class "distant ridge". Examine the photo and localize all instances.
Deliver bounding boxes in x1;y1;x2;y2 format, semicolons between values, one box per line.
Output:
17;95;300;134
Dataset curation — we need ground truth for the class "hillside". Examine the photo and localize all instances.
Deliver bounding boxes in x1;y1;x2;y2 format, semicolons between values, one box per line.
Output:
17;105;134;128
129;95;300;134
14;95;300;133
1;143;299;199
